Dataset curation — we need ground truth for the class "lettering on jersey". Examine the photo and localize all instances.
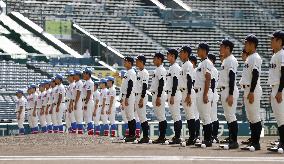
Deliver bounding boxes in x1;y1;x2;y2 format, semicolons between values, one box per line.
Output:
269;63;277;69
197;68;202;72
244;64;249;68
166;73;171;77
137;77;141;80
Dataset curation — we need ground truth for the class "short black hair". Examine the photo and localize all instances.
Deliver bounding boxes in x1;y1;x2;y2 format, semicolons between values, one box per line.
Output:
124;56;134;66
180;46;192;56
154;52;164;62
220;39;234;53
245;34;258;48
189;55;197;66
167;48;178;59
198;43;210;54
136;55;147;65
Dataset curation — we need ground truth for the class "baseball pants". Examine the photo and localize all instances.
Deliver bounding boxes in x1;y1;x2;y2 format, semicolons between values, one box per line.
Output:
135;94;148;123
271;85;284;126
220;86;239;123
243;85;262;123
152;92;166;122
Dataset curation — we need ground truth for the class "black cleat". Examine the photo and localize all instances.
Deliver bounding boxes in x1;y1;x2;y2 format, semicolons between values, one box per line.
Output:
195;140;212;147
220;137;230;144
152;137;167;144
169;137;181;145
212;136;220;143
186;139;195;146
228;141;239;149
124;136;136;142
241;138;252;145
241;143;260;151
267;143;284;152
138;137;150;144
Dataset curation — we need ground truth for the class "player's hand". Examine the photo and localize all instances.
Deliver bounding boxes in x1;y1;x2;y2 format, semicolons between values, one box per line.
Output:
101;109;105;115
49;109;52;114
203;94;209;104
226;95;234;107
56;106;59;113
17;116;20;120
93;112;96;117
156;97;161;107
275;92;283;104
125;98;129;106
84;105;87;111
32;111;36;117
247;92;254;104
74;103;77;110
45;110;48;115
185;95;192;106
170;96;174;105
138;98;144;108
108;110;111;115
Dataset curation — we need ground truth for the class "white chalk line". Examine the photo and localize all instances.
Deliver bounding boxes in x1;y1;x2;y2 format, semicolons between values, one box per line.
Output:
0;156;283;162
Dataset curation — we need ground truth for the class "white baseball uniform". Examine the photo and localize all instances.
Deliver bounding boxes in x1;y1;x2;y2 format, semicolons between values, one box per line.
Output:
55;83;66;131
240;52;262;123
45;88;53;130
149;65;167;122
16;96;26;130
82;79;94;129
28;92;38;129
192;68;199;120
195;58;213;125
51;86;58;129
74;80;83;127
37;91;47;129
106;86;116;125
218;55;239;123
94;88;108;126
65;82;76;131
134;68;149;123
211;66;219;123
268;49;284;126
180;60;196;121
121;68;136;121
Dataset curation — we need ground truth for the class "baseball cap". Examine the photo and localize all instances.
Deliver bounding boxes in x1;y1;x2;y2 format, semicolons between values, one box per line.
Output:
107;76;115;81
100;78;107;83
119;70;127;77
124;56;134;65
153;52;164;61
245;34;258;47
269;30;284;40
83;68;92;74
66;70;75;76
198;43;210;53
136;55;147;65
74;70;82;75
28;84;36;89
167;48;179;58
179;46;192;55
16;90;23;94
55;74;63;80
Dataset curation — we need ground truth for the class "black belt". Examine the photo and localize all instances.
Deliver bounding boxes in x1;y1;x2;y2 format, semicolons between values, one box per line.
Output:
106;104;110;106
99;105;102;107
152;92;156;95
82;98;86;101
243;85;250;89
194;88;202;93
180;88;186;92
135;93;140;96
165;90;171;94
65;100;70;102
27;108;32;111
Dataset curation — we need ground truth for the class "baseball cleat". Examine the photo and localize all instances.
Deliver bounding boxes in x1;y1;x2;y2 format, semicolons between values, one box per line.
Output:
241;138;252;145
270;140;280;146
212;136;219;143
267;143;284;152
241;143;260;151
195;140;212;147
186;139;195;146
124;136;136;142
169;137;181;145
138;137;150;144
219;137;230;144
152;137;167;144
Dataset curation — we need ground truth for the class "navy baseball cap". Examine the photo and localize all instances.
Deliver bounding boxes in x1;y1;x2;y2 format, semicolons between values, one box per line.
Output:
28;84;36;89
66;70;75;76
208;54;216;64
55;74;63;80
100;78;107;83
269;30;284;40
119;70;127;77
219;39;234;50
74;70;81;75
245;34;258;47
179;46;192;55
167;48;179;58
16;90;23;94
153;52;164;61
83;68;92;75
198;43;210;53
107;76;115;81
136;55;147;65
124;56;134;65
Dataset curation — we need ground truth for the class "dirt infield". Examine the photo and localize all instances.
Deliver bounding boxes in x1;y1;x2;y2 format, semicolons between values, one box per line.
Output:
0;134;283;164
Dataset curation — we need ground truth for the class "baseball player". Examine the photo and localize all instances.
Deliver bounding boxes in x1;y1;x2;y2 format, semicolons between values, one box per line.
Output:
118;70;130;137
267;30;284;152
16;90;26;135
241;49;248;62
166;49;182;144
38;82;47;133
93;81;101;135
208;54;220;143
239;35;263;151
50;77;59;133
106;76;117;137
94;79;108;136
28;84;39;134
150;52;167;144
82;68;94;135
189;55;201;142
218;39;239;149
194;43;213;147
65;70;77;133
54;74;66;133
43;79;53;133
73;70;84;134
134;55;150;143
179;46;197;145
120;56;137;142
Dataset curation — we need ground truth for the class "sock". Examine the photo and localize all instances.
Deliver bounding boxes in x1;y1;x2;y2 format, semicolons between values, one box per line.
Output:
212;120;219;137
229;121;238;142
159;120;167;139
174;120;182;139
59;125;64;132
255;121;262;145
187;119;196;140
195;119;200;138
141;121;149;138
87;122;94;131
203;124;212;142
278;125;284;144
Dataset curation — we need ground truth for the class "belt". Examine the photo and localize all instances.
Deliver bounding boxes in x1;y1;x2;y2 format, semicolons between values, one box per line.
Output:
27;108;32;111
122;94;125;97
218;86;226;92
105;104;110;106
82;98;86;101
194;88;202;93
135;93;141;96
65;99;70;102
165;90;172;94
243;85;250;89
99;105;103;107
180;88;186;92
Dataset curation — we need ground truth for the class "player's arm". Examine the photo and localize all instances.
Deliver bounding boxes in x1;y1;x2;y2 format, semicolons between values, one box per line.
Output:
187;74;193;95
228;70;235;95
204;72;211;98
210;78;216;93
126;80;133;99
57;92;62;109
18;105;23;120
278;66;284;92
109;94;114;113
85;90;91;105
33;98;37;116
157;77;164;98
171;75;178;97
75;90;81;105
102;94;106;112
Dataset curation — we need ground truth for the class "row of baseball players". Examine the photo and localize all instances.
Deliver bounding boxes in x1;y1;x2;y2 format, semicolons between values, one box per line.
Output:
15;30;284;153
